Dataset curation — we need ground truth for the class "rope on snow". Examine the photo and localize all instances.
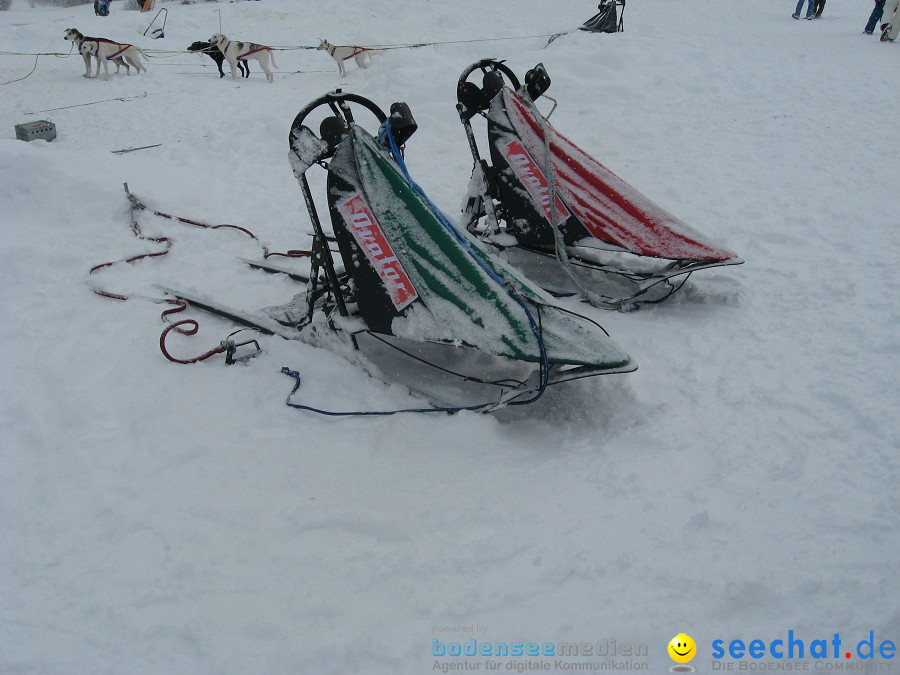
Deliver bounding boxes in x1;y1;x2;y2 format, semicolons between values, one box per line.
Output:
25;92;150;115
0;43;75;85
0;54;39;85
89;184;311;364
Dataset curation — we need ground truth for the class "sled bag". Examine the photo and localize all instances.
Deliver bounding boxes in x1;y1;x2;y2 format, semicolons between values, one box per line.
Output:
580;1;618;33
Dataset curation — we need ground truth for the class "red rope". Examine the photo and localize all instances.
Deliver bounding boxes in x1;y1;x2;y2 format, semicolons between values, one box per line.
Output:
158;298;228;363
89;185;314;363
89;208;174;300
89;186;314;300
129;200;310;260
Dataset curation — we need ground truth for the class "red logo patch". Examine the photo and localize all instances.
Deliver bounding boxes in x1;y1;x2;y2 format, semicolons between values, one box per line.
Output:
499;140;570;225
336;194;418;311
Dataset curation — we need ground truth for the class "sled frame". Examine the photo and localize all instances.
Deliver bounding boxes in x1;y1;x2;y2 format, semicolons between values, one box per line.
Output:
456;59;741;310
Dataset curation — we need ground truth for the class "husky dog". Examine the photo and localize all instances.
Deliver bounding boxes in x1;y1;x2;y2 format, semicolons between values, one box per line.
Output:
208;33;276;83
80;40;148;80
187;40;249;78
64;28;130;78
317;39;371;77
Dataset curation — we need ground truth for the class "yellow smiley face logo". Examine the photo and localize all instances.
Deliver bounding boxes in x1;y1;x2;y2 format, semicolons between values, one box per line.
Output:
668;633;696;663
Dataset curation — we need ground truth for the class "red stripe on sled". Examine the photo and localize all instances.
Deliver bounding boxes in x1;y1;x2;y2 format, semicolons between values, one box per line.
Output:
504;91;738;262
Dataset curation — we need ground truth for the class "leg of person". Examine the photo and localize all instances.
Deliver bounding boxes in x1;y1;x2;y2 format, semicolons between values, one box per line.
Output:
806;0;816;18
882;0;900;38
794;0;804;18
865;0;885;34
815;0;825;17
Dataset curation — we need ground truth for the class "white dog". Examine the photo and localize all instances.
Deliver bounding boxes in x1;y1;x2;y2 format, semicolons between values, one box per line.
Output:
64;28;130;78
317;39;371;77
80;40;147;80
208;33;276;83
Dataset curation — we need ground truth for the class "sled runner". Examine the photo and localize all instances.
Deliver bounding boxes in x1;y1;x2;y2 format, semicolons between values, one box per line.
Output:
248;90;636;409
456;59;743;310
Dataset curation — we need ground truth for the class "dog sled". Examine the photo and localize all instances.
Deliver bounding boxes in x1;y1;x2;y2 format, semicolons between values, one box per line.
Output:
580;0;625;34
456;59;743;310
248;90;636;409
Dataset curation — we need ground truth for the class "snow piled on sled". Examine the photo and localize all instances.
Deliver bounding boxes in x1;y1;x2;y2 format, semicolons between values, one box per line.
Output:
1;0;899;673
497;89;742;261
344;125;633;369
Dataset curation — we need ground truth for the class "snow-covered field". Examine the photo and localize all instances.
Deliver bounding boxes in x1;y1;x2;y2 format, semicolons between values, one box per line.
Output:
1;0;898;672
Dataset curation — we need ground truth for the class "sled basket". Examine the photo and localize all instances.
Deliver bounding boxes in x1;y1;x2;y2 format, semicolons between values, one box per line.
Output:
456;59;742;310
280;91;635;407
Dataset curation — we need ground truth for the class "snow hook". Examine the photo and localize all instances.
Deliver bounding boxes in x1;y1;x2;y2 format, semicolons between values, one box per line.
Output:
223;329;262;365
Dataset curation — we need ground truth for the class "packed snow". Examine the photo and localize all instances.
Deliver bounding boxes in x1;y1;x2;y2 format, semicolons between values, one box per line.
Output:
1;0;898;672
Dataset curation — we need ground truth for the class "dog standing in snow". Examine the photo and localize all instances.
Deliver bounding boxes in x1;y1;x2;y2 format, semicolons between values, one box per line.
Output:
80;40;147;80
208;33;276;82
64;28;131;78
187;40;249;78
317;39;371;77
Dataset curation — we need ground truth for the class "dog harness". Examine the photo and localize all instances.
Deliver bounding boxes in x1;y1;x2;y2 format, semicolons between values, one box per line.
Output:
327;44;369;60
104;42;133;60
86;36;133;60
221;40;271;60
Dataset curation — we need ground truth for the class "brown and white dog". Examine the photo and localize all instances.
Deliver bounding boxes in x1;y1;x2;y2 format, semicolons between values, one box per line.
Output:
64;28;131;78
317;39;371;77
80;39;147;80
208;33;276;82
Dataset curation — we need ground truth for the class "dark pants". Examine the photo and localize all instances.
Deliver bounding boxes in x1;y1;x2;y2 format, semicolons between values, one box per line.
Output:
814;0;826;16
866;0;886;32
795;0;814;17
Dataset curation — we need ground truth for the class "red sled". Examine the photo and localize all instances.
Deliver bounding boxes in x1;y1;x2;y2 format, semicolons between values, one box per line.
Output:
457;59;743;310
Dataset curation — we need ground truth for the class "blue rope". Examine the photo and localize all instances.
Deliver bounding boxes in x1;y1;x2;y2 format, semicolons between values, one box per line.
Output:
377;123;508;287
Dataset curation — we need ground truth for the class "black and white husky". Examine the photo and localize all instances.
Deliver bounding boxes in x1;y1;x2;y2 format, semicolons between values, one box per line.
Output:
79;39;147;80
208;33;276;83
64;28;132;78
187;40;249;79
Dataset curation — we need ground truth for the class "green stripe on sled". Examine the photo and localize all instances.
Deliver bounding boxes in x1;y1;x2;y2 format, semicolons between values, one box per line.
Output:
352;127;633;371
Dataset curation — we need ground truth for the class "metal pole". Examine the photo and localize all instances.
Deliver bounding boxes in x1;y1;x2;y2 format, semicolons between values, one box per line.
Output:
299;174;348;318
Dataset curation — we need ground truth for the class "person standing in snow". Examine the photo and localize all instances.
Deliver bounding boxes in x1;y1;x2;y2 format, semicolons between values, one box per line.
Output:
865;0;886;34
793;0;815;19
880;0;899;40
814;0;826;17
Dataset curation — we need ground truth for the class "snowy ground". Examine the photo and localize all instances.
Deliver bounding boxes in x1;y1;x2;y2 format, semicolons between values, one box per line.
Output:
1;0;899;673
